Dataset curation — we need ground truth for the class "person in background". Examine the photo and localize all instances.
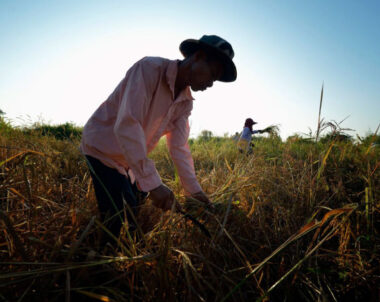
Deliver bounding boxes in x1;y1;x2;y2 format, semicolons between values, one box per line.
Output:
80;35;237;241
237;118;263;154
232;132;240;142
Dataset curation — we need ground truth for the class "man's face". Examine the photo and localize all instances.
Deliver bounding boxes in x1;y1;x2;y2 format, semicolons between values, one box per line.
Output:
189;55;224;92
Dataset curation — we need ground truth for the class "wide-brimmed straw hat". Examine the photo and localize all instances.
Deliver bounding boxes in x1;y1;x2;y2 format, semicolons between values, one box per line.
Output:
179;35;237;82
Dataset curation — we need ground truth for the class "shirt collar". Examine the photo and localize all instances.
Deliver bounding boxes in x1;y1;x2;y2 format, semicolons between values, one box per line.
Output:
166;59;195;102
183;86;194;101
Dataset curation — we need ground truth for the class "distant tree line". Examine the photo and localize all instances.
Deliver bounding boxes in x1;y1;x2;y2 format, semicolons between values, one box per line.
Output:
0;112;379;146
23;122;83;140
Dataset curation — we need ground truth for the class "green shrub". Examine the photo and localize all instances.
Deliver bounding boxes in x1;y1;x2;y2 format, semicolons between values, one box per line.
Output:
23;122;83;140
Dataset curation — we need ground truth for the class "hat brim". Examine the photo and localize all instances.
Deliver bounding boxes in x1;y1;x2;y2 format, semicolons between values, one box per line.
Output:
180;39;237;82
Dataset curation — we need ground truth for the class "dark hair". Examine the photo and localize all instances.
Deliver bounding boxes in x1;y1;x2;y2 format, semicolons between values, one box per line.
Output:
244;118;254;131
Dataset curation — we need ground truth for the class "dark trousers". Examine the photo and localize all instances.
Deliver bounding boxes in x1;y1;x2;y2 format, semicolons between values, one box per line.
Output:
85;155;146;239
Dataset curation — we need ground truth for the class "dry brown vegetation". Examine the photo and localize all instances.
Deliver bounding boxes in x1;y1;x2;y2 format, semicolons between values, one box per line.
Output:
0;123;379;301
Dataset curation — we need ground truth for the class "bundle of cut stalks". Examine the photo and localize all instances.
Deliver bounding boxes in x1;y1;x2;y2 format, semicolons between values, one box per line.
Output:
260;124;279;135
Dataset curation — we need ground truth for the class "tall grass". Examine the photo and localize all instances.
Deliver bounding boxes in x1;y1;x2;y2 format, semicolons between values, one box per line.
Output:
0;123;379;301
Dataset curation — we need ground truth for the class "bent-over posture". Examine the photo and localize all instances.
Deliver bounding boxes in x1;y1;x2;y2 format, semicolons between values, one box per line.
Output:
81;35;237;239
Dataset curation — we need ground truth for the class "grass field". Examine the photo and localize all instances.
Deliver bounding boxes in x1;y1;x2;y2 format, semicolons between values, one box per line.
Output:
0;120;379;301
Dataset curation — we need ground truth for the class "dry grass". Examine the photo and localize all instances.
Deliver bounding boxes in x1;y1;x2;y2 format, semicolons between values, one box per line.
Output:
0;125;379;301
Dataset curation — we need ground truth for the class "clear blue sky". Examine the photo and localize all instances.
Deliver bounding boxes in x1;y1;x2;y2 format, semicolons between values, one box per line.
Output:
1;0;379;139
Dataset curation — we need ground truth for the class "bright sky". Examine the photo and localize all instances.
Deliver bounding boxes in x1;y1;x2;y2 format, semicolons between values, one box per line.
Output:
1;0;379;139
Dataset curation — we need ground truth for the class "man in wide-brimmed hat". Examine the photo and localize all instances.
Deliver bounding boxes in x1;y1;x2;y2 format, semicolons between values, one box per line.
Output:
81;35;237;239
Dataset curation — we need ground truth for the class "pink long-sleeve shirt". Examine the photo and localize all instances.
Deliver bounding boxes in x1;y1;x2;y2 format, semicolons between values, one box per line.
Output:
80;56;202;194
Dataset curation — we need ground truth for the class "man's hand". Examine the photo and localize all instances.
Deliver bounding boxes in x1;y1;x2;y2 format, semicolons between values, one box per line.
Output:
190;191;214;209
150;184;178;211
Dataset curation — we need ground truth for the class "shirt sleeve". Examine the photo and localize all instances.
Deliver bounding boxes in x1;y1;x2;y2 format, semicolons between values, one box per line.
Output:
113;60;162;192
252;130;260;134
166;114;202;195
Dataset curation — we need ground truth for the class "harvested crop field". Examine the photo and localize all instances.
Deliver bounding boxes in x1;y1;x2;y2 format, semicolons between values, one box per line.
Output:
1;123;379;301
